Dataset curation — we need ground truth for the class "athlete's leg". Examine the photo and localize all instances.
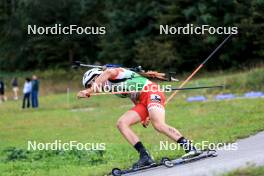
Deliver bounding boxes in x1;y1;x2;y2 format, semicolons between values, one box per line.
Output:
117;109;155;167
149;107;198;156
116;110;141;145
148;108;183;140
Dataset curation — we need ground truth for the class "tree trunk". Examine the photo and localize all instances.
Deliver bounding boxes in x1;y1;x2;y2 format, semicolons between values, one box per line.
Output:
69;48;74;63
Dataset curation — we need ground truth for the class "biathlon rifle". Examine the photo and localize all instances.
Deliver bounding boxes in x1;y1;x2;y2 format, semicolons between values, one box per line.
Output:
72;60;178;82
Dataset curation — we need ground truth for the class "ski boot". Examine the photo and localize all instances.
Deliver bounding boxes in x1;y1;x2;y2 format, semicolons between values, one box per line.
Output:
132;153;155;169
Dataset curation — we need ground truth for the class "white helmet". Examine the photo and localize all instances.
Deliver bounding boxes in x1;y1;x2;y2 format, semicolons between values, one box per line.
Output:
82;68;102;88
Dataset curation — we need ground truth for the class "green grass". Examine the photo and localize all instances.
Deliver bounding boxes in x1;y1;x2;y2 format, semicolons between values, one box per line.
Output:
0;67;264;175
224;165;264;176
0;90;263;175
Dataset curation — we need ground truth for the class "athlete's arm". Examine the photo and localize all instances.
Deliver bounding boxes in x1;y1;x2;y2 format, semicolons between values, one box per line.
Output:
77;68;118;98
92;68;118;92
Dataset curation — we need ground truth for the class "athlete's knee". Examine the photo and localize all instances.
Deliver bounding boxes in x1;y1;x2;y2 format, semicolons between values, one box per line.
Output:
116;119;128;130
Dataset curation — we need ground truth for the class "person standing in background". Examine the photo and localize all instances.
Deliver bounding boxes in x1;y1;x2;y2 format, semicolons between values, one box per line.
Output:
0;78;5;103
11;77;19;100
31;75;39;108
22;78;32;109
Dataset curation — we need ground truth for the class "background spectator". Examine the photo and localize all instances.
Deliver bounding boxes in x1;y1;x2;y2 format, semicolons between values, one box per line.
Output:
22;78;31;109
11;77;19;100
0;78;5;103
31;75;39;108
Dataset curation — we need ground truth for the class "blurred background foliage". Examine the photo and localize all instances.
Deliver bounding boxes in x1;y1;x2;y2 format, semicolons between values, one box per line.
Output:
0;0;263;72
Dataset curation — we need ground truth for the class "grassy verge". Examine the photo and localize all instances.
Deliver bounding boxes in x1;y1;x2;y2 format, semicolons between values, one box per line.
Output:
224;165;264;176
0;90;263;175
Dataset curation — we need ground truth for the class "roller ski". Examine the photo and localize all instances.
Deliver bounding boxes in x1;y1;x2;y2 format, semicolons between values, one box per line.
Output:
162;149;218;168
111;152;160;176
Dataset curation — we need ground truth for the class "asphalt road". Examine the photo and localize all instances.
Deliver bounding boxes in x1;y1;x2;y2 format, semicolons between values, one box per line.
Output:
126;131;264;176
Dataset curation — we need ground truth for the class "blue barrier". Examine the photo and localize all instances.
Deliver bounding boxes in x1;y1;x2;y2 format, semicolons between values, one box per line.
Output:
186;91;263;102
215;94;236;100
244;91;264;98
187;96;207;102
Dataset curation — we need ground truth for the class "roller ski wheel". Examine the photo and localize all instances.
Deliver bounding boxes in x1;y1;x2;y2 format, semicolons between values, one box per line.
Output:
111;168;122;176
160;157;170;164
164;160;174;168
